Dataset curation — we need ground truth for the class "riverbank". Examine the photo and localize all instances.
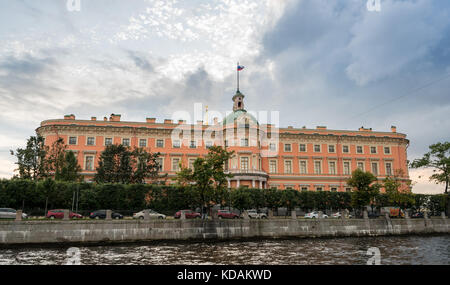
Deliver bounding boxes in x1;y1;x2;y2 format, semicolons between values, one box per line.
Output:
0;216;448;246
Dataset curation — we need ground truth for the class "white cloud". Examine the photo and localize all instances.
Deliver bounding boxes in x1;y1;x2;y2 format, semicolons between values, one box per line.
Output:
410;168;446;194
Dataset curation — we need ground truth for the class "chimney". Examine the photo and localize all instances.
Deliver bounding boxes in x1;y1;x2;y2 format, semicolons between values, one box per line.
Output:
64;114;75;120
91;117;97;121
103;117;108;121
110;114;121;122
316;126;327;130
391;126;397;133
288;126;294;129
178;120;186;124
164;119;173;124
146;118;156;123
359;126;372;132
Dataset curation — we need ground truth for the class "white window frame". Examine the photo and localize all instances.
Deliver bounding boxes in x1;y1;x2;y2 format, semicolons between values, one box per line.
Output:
356;145;364;154
172;139;181;148
240;156;250;171
299;144;307;152
342;145;349;153
86;136;96;146
171;157;181;171
156;157;164;172
384;146;391;155
139;138;147;148
370;146;378;154
156;139;165;148
84;155;94;171
299;160;307;174
343;161;351;175
328;161;336;175
68;136;78;145
269;160;277;174
357;161;365;171
371;162;379;176
284;159;293;174
189;140;197;149
122;138;131;147
104;137;113;146
314;160;322;174
328;144;336;153
314;144;321;153
385;162;393;176
284;143;292;152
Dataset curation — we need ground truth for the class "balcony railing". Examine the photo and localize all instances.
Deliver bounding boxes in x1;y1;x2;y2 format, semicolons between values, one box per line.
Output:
225;169;269;176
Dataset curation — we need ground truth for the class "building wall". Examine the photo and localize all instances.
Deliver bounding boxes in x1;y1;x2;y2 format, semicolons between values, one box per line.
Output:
37;115;410;192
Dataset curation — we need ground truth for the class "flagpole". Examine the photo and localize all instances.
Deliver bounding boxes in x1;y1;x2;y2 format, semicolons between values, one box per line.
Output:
237;62;239;92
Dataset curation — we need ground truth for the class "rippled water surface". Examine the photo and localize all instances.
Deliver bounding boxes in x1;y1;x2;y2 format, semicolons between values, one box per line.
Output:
0;235;448;265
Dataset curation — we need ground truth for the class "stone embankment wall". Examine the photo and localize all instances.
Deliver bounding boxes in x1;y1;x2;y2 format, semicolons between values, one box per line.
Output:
0;216;448;245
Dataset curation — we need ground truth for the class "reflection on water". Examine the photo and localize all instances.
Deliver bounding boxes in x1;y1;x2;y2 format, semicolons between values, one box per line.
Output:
0;235;448;265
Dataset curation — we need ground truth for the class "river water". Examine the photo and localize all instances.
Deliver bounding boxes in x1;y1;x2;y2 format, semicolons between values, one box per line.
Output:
0;235;448;265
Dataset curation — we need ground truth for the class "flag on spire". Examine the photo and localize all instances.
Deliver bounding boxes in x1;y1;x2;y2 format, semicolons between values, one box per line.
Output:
237;65;245;71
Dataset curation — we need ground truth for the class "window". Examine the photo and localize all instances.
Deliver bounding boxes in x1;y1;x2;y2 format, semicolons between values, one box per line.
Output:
316;187;323;192
68;137;77;145
172;158;180;171
314;161;322;174
206;141;213;149
241;138;249;147
331;187;337;192
139;139;147;147
105;138;113;146
371;146;377;154
224;140;229;147
342;145;349;153
299;161;307;174
314;144;321;152
385;162;392;176
299;144;306;152
345;187;352;193
269;143;276;151
371;162;378;175
343;161;351;175
87;137;95;146
188;158;196;170
122;138;130;146
328;145;335;153
269;160;277;173
301;187;308;192
173;140;180;148
284;160;292;174
156;139;164;148
384;147;391;154
329;161;336;175
357;162;365;171
285;186;293;190
85;156;94;171
357;146;363;154
284;144;292;152
156;158;163;172
190;140;196;148
241;157;249;171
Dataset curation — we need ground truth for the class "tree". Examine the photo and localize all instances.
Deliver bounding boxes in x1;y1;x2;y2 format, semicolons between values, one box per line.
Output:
384;175;414;211
95;144;162;184
411;142;450;194
175;146;234;213
11;134;49;180
58;151;82;182
47;137;67;179
347;169;380;213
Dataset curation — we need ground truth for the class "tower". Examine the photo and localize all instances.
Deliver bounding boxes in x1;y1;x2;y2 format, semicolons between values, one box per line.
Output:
232;91;245;112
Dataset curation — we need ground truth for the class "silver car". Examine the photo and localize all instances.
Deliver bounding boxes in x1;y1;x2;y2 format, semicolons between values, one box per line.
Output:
0;208;27;219
133;209;166;219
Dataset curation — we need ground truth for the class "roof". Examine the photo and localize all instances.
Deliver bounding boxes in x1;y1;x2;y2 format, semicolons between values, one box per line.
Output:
222;109;259;126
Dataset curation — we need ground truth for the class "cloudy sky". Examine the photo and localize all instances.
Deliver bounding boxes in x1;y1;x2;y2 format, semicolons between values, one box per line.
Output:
0;0;449;193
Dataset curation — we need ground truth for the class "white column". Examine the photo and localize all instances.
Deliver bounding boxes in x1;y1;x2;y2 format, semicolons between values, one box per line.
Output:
252;180;255;188
237;179;240;188
227;179;231;188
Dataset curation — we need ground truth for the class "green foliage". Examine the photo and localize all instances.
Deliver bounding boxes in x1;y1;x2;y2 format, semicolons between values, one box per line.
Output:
347;169;380;210
11;134;49;180
411;141;450;194
95;144;162;184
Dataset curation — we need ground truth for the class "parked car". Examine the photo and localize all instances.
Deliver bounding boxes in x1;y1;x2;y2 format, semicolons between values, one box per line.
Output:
242;210;267;219
367;212;380;219
331;212;342;218
133;209;166;219
0;208;27;219
217;210;239;219
174;210;201;219
89;210;123;219
411;212;424;219
46;209;82;219
305;211;328;219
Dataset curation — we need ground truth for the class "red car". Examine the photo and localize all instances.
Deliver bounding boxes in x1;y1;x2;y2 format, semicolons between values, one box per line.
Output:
217;210;239;219
174;210;201;219
46;209;83;219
